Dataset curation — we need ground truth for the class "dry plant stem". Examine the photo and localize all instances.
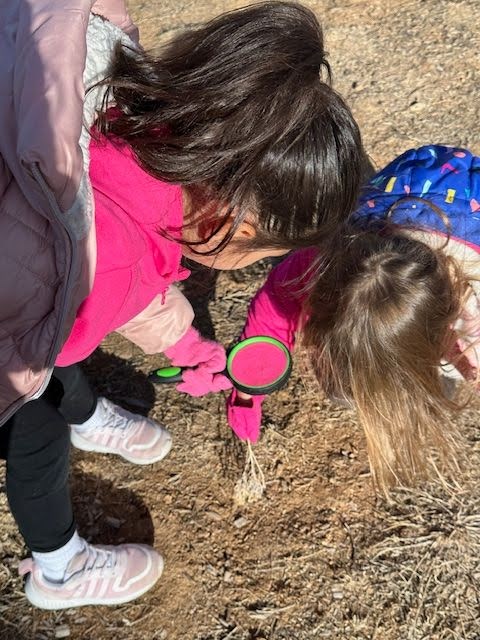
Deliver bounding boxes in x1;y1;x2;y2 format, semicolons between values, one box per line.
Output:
234;441;266;505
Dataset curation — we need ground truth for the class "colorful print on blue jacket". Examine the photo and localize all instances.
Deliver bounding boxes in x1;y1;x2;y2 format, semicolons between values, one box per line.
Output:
355;145;480;250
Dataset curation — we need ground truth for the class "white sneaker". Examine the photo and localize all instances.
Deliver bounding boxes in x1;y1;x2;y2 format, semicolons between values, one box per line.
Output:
20;542;163;610
70;397;172;465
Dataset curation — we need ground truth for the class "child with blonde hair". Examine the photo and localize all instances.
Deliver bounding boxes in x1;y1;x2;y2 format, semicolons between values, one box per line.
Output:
228;145;480;493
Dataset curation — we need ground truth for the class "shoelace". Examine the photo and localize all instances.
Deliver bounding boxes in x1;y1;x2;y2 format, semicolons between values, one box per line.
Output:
70;545;119;581
99;401;135;439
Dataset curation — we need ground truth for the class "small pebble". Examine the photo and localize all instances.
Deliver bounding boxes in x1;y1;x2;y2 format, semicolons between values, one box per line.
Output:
205;510;222;522
233;516;248;529
55;625;71;638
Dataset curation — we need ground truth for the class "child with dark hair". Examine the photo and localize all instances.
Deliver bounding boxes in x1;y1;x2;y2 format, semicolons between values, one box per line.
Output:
97;0;365;256
0;1;365;609
227;145;480;494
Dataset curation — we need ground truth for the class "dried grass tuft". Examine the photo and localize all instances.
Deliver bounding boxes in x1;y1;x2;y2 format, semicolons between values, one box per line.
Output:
332;478;480;640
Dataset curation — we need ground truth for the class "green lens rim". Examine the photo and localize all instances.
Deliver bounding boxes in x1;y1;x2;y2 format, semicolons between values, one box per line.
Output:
226;336;291;391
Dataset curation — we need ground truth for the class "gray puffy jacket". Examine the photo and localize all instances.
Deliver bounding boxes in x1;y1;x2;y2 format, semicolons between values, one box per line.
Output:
0;0;138;425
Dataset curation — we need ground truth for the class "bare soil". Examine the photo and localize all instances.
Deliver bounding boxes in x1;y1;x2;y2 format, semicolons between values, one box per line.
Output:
1;1;480;639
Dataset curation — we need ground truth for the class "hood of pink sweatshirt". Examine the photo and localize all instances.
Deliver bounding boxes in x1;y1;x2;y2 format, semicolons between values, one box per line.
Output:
57;135;190;365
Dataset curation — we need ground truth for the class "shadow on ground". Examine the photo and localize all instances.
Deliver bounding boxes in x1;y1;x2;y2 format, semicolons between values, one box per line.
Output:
81;349;156;416
70;469;155;547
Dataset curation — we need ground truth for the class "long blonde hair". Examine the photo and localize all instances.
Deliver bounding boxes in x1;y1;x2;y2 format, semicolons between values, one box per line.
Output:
303;224;471;495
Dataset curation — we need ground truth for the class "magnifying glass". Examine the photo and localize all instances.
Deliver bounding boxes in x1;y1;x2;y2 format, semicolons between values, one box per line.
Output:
148;335;292;396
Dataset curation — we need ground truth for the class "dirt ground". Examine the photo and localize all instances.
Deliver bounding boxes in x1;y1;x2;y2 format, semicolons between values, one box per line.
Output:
1;1;480;639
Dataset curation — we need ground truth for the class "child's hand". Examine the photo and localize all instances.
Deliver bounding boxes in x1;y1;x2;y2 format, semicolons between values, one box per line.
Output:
177;368;232;396
226;389;264;443
164;327;232;396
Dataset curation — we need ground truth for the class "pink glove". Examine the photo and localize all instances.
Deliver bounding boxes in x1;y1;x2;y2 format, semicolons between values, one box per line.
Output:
226;388;265;443
164;327;232;397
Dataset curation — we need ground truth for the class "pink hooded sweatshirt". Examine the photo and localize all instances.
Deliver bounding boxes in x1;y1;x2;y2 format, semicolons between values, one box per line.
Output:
57;135;191;366
239;248;317;351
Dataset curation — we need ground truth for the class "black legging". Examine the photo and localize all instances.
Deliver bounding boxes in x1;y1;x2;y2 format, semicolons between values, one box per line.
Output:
0;365;97;552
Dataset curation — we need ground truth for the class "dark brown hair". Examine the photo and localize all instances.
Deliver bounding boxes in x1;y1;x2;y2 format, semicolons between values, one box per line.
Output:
302;224;469;494
96;1;367;253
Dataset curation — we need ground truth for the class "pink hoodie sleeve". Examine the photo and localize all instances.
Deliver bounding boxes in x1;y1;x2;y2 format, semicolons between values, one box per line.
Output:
116;286;194;354
227;248;319;443
240;247;319;349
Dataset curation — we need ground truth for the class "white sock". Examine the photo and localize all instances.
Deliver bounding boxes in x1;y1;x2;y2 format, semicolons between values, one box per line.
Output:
32;531;86;582
70;398;105;433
